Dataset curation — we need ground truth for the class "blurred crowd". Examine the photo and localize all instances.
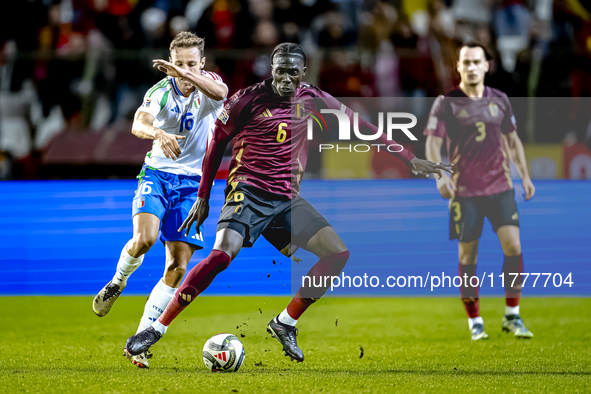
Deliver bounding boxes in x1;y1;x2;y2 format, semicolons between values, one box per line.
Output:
1;0;591;179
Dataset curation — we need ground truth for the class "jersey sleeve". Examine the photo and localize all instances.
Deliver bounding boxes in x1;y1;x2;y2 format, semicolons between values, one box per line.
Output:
197;88;249;200
501;95;517;134
213;88;249;139
137;83;168;119
201;70;229;101
423;95;448;138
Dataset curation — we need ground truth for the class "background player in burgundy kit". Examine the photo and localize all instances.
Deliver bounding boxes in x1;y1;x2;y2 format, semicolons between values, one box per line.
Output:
425;43;535;340
125;42;451;363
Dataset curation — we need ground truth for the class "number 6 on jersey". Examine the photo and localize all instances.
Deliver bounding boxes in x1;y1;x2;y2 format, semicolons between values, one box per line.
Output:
277;122;287;143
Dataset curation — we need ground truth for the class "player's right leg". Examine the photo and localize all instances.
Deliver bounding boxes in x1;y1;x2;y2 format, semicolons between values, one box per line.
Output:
458;240;488;340
94;166;167;317
93;213;160;317
125;228;243;356
126;241;197;368
451;196;487;340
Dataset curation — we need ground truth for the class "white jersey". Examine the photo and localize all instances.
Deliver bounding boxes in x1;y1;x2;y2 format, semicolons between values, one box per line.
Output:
136;72;227;176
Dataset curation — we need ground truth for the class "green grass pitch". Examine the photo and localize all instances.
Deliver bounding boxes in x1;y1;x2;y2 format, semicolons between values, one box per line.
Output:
1;296;589;393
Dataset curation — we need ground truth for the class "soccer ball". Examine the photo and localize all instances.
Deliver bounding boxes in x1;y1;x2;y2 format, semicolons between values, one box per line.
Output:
202;333;245;372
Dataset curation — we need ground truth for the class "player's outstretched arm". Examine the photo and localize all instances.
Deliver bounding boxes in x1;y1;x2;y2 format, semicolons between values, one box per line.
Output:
350;108;453;179
132;112;185;160
425;135;456;199
372;128;452;179
153;59;228;101
178;127;233;236
507;131;535;200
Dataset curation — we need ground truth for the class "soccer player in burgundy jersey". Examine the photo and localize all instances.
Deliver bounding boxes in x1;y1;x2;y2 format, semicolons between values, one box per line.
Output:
425;43;535;340
126;42;450;363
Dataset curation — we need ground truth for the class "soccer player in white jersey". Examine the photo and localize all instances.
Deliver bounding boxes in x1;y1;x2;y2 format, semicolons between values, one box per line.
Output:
92;32;228;368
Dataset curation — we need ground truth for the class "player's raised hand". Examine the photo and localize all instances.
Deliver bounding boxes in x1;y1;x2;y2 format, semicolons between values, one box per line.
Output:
523;177;535;201
410;158;453;179
437;175;456;199
179;197;210;237
153;59;185;79
155;130;185;161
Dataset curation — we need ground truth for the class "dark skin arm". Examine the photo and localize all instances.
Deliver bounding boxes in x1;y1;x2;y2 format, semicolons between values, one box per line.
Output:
410;157;453;179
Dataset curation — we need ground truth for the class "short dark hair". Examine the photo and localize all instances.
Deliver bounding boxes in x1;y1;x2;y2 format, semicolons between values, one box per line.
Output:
458;42;491;61
170;31;205;58
271;42;306;65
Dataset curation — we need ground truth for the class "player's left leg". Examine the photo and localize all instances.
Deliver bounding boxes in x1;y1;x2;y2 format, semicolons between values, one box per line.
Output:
489;189;533;338
281;226;349;324
497;225;533;338
267;198;349;362
268;227;349;362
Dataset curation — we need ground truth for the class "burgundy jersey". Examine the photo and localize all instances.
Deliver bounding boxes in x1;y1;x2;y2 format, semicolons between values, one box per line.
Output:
211;79;415;198
424;86;517;197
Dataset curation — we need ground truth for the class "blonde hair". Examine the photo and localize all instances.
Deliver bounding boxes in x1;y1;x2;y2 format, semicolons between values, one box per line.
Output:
170;31;205;58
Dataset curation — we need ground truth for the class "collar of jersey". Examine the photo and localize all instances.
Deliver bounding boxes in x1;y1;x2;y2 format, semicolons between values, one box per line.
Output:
455;85;491;98
170;77;184;97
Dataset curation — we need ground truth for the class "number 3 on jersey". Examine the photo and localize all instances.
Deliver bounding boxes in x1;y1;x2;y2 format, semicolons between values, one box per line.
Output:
180;112;194;133
475;121;486;142
277;122;287;143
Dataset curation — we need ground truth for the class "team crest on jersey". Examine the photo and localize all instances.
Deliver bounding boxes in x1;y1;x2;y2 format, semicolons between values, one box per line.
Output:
225;92;240;110
458;109;469;118
136;196;145;208
142;99;151;108
218;108;229;124
488;103;499;117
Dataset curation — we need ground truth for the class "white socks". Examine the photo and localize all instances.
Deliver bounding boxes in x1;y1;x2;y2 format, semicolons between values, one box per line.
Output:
277;308;298;326
152;320;168;335
137;279;177;333
468;316;484;330
112;243;144;287
467;306;520;329
505;305;520;316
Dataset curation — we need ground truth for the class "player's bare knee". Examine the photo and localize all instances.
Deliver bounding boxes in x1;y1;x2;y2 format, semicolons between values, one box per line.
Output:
503;242;521;256
129;235;156;257
319;245;348;259
306;227;348;258
165;258;188;276
459;253;477;266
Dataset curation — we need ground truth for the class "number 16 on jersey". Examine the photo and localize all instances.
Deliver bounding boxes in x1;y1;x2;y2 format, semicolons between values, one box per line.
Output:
180;112;194;133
